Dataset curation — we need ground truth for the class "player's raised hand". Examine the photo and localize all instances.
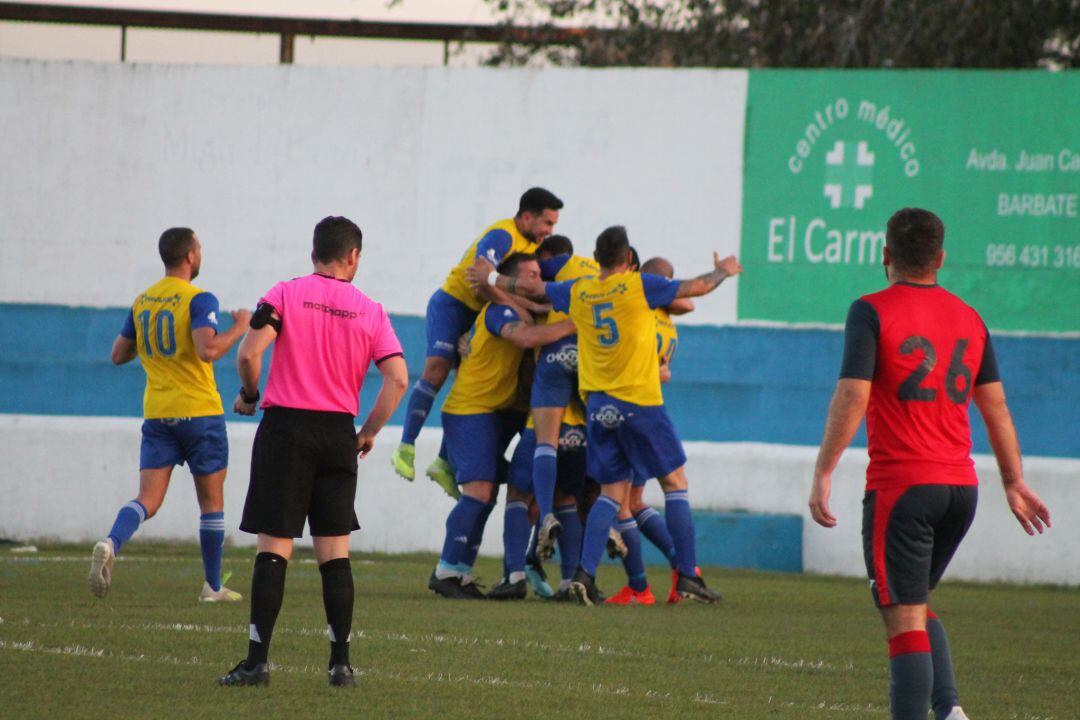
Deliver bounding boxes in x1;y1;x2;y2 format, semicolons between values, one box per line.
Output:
715;253;743;277
809;474;837;528
1005;481;1051;536
230;308;252;331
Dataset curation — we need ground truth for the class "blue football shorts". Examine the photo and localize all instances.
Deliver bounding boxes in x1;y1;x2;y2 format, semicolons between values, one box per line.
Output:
425;289;478;360
530;338;578;408
140;414;228;475
442;409;525;484
585;393;686;485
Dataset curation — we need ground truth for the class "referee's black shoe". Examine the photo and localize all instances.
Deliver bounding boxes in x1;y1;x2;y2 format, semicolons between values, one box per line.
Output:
487;577;527;600
569;568;601;606
329;664;357;687
676;572;722;604
428;572;469;599
218;661;269;687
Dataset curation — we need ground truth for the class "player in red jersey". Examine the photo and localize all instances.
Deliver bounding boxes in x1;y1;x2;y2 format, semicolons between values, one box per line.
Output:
808;208;1051;720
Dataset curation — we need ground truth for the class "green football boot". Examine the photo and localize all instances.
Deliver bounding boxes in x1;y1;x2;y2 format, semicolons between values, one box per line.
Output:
425;457;459;499
391;442;416;481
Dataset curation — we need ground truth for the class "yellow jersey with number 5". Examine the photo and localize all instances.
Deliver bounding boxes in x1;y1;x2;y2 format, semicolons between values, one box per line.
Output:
126;277;223;419
547;271;680;407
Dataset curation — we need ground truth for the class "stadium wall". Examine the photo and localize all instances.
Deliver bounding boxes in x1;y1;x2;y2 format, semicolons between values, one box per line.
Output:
1;60;1076;585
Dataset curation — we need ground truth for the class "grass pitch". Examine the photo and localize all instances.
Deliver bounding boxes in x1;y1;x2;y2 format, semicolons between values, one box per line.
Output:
0;543;1075;719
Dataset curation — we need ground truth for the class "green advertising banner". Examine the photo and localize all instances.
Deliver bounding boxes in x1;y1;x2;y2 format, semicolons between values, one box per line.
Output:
739;71;1079;334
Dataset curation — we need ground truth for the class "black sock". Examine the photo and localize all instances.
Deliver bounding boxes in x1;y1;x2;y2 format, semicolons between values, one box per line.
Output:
927;613;960;719
245;552;288;669
320;557;354;668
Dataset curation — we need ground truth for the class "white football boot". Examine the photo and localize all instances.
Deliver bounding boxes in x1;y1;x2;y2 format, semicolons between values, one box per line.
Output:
944;708;971;720
88;540;115;598
199;582;243;602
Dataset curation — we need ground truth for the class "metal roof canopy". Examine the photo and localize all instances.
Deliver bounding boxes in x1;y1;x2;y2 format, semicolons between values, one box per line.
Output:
0;2;590;63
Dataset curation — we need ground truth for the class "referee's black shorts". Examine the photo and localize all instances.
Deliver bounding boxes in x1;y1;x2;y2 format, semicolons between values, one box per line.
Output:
240;407;361;539
862;483;977;607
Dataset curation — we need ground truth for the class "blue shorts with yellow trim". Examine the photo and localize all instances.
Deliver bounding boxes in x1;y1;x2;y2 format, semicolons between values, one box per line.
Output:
442;409;525;484
140;415;228;476
508;424;587;496
585;393;686;485
425;289;477;360
530;338;578;408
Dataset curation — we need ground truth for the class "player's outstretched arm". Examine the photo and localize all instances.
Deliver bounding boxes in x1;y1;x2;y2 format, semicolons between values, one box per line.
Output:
809;378;871;528
499;319;576;350
111;335;137;365
666;298;695;316
193;309;252;363
675;253;742;298
356;355;409;458
973;381;1051;535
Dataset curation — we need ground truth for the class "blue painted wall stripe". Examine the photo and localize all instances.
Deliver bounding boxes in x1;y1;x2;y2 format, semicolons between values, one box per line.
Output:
1;303;1077;458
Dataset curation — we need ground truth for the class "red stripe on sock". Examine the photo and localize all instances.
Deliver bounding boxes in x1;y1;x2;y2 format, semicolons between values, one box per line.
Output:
889;630;931;658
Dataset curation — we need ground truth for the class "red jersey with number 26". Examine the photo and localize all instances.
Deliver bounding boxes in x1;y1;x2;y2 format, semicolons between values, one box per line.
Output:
840;282;1000;492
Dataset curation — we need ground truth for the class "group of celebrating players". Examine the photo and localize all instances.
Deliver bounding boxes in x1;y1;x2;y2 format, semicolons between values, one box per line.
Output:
87;188;1052;718
389;187;741;606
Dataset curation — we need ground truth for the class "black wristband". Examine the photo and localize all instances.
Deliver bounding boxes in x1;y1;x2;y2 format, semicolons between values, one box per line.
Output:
239;387;260;404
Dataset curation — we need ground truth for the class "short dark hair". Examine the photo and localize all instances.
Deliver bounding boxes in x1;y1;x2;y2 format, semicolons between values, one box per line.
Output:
886;208;944;273
594;226;630;269
313;216;363;264
498;252;537;276
538;234;574;257
158;227;196;268
628;246;641;272
517;187;563;216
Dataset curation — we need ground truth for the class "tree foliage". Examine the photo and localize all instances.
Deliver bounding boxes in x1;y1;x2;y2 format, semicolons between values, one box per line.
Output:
482;0;1080;68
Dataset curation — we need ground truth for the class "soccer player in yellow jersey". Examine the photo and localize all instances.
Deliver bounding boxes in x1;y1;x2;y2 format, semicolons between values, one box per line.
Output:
608;256;692;606
472;226;741;605
89;228;251;602
392;188;563;495
429;253;576;600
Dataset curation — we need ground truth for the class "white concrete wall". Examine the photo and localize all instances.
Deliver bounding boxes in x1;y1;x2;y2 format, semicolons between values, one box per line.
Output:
0;59;746;325
2;415;1075;586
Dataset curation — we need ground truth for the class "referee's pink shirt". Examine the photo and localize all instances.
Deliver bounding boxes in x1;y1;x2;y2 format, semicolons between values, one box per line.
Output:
258;273;403;416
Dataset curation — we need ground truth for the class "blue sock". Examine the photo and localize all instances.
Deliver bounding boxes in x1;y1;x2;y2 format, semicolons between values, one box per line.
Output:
461;502;496;571
439;495;485;568
503;501;530;577
664;490;697;576
617;518;648;591
107;500;147;554
580;495;620;577
554;504;581;580
635;506;678;569
438;436;448;462
401;379;437;445
199;511;225;591
532;444;558;519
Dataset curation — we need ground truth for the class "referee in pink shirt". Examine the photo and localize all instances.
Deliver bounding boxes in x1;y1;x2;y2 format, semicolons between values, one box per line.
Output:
219;216;408;688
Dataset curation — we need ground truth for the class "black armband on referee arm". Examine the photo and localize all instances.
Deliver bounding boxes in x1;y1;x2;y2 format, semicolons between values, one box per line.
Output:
251;303;281;333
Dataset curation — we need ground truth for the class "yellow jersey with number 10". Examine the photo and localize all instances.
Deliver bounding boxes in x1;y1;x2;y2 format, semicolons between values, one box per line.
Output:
566;272;667;407
656;307;679;366
130;277;223;419
441;218;539;312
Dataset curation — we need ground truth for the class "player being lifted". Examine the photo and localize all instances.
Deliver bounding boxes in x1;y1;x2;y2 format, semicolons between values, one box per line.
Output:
429;253;575;599
392;188;563;496
91;228;250;602
471;226;741;605
808;208;1051;720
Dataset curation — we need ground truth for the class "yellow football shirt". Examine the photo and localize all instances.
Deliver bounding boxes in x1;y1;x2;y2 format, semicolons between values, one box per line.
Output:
547;271;680;407
441;218;539;312
655;307;679;365
443;304;526;415
126;277;224;419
